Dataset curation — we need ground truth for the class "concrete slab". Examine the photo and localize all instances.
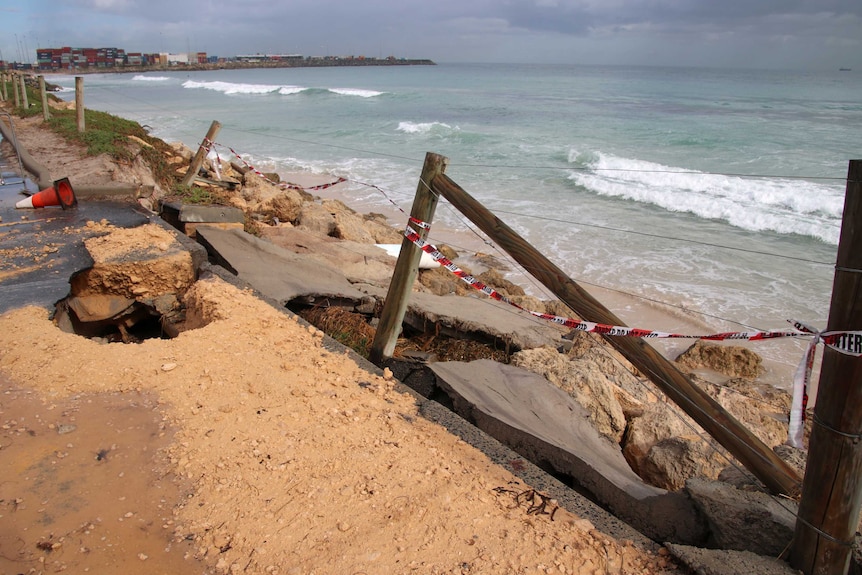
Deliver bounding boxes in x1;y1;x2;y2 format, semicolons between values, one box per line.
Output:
358;282;571;351
260;225;407;287
665;544;802;575
178;204;245;224
203;224;569;351
0;192;156;313
429;359;707;544
195;225;375;308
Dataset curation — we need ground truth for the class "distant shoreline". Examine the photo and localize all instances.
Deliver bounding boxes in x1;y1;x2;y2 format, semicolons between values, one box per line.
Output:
36;57;436;76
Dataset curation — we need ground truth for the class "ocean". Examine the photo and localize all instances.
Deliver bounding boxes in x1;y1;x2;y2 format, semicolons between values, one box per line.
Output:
45;63;861;386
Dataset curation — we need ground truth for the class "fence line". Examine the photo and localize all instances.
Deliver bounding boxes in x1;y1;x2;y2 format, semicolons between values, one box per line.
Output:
370;151;803;496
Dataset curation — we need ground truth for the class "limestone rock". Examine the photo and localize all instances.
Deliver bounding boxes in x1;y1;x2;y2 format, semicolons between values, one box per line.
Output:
676;340;764;379
511;346;629;443
297;203;336;236
640;436;725;491
169;141;194;161
418;266;472;296
507;294;548;315
321;198;354;215
476;268;525;297
436;244;459;261
470;252;509;272
241;171;282;203
623;373;790;490
332;210;376;243
363;218;402;244
703;377;790;448
225;195;248;211
257;190;306;225
622;400;708;486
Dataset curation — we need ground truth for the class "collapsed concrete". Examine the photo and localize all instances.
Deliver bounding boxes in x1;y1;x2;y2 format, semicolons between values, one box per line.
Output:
195;225;571;353
428;359;707;545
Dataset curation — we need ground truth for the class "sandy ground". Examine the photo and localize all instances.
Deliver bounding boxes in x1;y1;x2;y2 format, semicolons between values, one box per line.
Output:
0;104;678;574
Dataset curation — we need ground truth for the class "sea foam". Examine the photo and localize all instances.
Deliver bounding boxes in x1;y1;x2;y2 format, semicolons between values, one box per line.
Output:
567;150;843;244
328;88;384;98
397;121;456;134
181;80;380;98
182;80;286;94
132;75;171;82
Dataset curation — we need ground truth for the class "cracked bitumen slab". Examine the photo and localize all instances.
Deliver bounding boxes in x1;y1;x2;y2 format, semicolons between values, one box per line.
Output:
196;224;570;352
0;195;151;313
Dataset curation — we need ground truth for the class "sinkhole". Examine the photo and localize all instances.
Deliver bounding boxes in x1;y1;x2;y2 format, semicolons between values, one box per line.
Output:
53;291;185;343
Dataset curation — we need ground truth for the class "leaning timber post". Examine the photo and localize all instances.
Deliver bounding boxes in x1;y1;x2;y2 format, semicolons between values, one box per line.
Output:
791;160;862;575
182;120;222;187
75;77;84;132
13;73;20;109
19;74;28;110
430;170;803;496
369;152;448;364
39;76;49;121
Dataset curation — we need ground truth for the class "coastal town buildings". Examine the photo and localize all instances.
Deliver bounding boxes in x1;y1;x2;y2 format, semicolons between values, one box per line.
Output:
31;47;212;71
1;47;433;71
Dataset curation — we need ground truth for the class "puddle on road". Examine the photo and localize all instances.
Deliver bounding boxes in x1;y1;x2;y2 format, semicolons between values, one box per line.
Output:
0;376;206;574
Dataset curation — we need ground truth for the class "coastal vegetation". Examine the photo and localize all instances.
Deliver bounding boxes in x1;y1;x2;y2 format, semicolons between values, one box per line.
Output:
2;75;223;205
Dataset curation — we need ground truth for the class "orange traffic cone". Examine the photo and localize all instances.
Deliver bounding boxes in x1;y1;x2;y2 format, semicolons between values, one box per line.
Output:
16;178;77;209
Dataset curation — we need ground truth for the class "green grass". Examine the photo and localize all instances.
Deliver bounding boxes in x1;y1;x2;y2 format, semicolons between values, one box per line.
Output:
172;184;223;204
2;74;235;205
47;109;147;160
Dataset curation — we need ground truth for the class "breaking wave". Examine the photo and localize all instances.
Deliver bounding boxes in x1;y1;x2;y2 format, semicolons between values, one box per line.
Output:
567;149;844;244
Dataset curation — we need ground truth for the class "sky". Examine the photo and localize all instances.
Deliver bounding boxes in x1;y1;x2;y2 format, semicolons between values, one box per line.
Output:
1;0;860;70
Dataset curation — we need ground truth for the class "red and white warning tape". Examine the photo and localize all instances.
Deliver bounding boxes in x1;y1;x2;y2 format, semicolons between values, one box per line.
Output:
204;139;347;192
402;222;862;448
200;140;427;227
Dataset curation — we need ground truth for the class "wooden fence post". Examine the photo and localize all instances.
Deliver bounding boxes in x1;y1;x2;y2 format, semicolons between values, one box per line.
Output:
19;74;28;110
0;73;5;101
75;76;85;132
369;152;448;364
791;159;862;575
182;120;222;187
429;170;802;496
39;75;49;121
13;73;20;108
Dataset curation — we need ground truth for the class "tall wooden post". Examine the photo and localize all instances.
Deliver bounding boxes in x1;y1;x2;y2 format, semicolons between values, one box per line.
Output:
182;120;222;187
39;75;50;121
75;77;85;132
430;170;802;496
19;74;28;109
369;152;448;364
13;73;20;108
791;160;862;575
0;73;5;101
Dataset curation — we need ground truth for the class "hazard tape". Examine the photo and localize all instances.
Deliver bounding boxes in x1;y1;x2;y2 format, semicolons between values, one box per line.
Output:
402;222;861;448
342;177;421;224
403;224;800;340
204;139;347;192
786;321;862;447
202;141;432;230
284;177;347;192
